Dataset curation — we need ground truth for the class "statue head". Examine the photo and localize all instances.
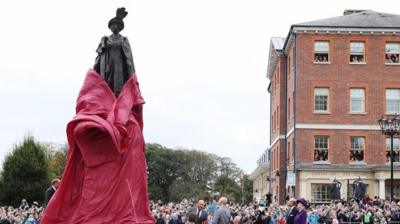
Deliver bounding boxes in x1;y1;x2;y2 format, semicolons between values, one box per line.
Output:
108;8;128;33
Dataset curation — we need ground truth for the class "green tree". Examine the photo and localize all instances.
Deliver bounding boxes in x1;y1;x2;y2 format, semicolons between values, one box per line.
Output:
145;143;246;203
47;144;68;180
239;175;253;204
145;143;179;203
0;135;50;206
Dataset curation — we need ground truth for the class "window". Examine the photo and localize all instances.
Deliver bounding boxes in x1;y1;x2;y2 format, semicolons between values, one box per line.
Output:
288;98;291;119
277;106;280;130
350;42;365;63
314;136;329;162
311;184;331;202
350;89;365;113
386;89;400;114
386;138;400;162
385;43;400;64
314;41;329;63
314;88;329;112
276;67;280;86
350;137;365;162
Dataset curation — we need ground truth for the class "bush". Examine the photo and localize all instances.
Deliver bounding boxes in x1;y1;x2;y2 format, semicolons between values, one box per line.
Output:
0;135;50;206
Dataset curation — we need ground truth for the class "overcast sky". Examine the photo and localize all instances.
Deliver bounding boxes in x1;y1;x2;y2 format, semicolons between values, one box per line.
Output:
0;0;399;173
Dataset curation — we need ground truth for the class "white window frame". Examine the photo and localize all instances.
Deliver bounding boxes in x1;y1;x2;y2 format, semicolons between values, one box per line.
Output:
314;88;329;113
350;42;365;64
350;137;365;162
386;89;400;114
386;137;400;163
311;184;331;202
350;88;365;113
314;136;329;162
314;41;330;63
385;43;400;64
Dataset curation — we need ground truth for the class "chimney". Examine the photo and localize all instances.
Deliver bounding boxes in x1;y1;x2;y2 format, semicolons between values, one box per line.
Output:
343;9;370;16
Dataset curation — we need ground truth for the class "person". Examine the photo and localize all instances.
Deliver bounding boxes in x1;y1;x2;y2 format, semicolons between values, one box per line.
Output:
44;179;60;206
294;197;308;224
286;198;298;224
266;193;272;206
232;216;241;224
188;200;208;224
94;7;135;96
19;199;29;211
23;214;38;224
212;197;231;224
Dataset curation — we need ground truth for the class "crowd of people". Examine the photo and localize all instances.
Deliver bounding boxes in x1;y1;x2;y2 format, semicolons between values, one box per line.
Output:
151;196;400;224
0;200;43;224
3;192;400;223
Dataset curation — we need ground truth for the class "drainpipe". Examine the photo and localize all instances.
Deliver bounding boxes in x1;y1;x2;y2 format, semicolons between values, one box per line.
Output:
268;85;272;195
293;33;298;197
284;52;288;200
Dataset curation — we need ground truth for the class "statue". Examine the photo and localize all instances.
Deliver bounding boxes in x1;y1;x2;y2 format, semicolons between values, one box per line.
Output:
94;7;135;96
41;8;155;224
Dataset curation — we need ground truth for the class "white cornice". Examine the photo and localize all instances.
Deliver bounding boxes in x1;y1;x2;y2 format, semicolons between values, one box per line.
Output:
296;123;381;130
286;127;295;137
293;27;400;35
269;135;286;148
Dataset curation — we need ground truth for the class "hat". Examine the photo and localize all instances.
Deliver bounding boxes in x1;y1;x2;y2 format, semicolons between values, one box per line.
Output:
296;197;310;208
108;8;128;31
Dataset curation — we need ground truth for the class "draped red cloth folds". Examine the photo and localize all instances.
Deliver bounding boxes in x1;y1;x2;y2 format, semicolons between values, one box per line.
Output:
41;70;155;224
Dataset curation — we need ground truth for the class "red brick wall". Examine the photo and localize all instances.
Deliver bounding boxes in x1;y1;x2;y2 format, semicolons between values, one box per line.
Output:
295;34;400;125
292;33;400;165
269;53;288;204
295;129;387;164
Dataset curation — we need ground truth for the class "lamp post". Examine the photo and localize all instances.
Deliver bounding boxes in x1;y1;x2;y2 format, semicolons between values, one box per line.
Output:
378;115;400;201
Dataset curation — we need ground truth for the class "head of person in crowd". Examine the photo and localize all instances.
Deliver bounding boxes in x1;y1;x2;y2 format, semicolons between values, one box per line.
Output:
218;197;228;206
287;198;296;208
233;215;241;224
296;197;309;211
197;199;205;210
52;178;61;189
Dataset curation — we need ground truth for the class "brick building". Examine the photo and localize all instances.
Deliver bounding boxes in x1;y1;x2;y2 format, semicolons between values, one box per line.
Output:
266;10;400;203
249;150;270;201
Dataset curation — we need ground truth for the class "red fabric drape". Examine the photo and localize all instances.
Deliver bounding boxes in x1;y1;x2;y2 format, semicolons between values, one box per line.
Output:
41;70;155;224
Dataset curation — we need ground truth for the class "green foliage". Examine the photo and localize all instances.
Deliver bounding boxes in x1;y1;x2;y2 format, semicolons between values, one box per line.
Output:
46;144;68;180
242;175;253;203
0;135;50;206
146;143;251;204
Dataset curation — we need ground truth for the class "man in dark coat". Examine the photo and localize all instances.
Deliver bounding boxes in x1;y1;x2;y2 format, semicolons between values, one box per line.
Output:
286;198;298;224
188;200;208;224
44;179;60;206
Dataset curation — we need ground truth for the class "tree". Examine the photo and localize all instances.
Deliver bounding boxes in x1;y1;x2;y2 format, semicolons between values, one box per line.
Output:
0;135;50;206
240;175;253;204
47;144;68;180
145;143;246;203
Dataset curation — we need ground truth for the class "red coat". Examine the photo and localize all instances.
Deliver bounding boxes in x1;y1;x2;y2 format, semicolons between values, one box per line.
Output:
41;70;155;224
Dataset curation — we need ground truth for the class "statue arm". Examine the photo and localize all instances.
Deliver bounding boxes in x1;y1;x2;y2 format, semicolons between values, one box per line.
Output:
122;37;135;75
94;36;108;75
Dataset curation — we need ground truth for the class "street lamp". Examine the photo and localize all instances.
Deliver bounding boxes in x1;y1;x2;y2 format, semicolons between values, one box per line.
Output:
378;115;400;201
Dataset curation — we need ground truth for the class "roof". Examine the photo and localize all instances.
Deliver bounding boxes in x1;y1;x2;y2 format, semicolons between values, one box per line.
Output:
271;37;285;50
266;37;285;79
295;10;400;28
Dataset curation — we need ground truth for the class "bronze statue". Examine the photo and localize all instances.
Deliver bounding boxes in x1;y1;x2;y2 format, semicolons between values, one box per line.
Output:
94;7;135;96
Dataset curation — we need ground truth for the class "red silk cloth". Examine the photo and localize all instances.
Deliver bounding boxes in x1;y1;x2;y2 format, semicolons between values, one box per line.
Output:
41;70;155;224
